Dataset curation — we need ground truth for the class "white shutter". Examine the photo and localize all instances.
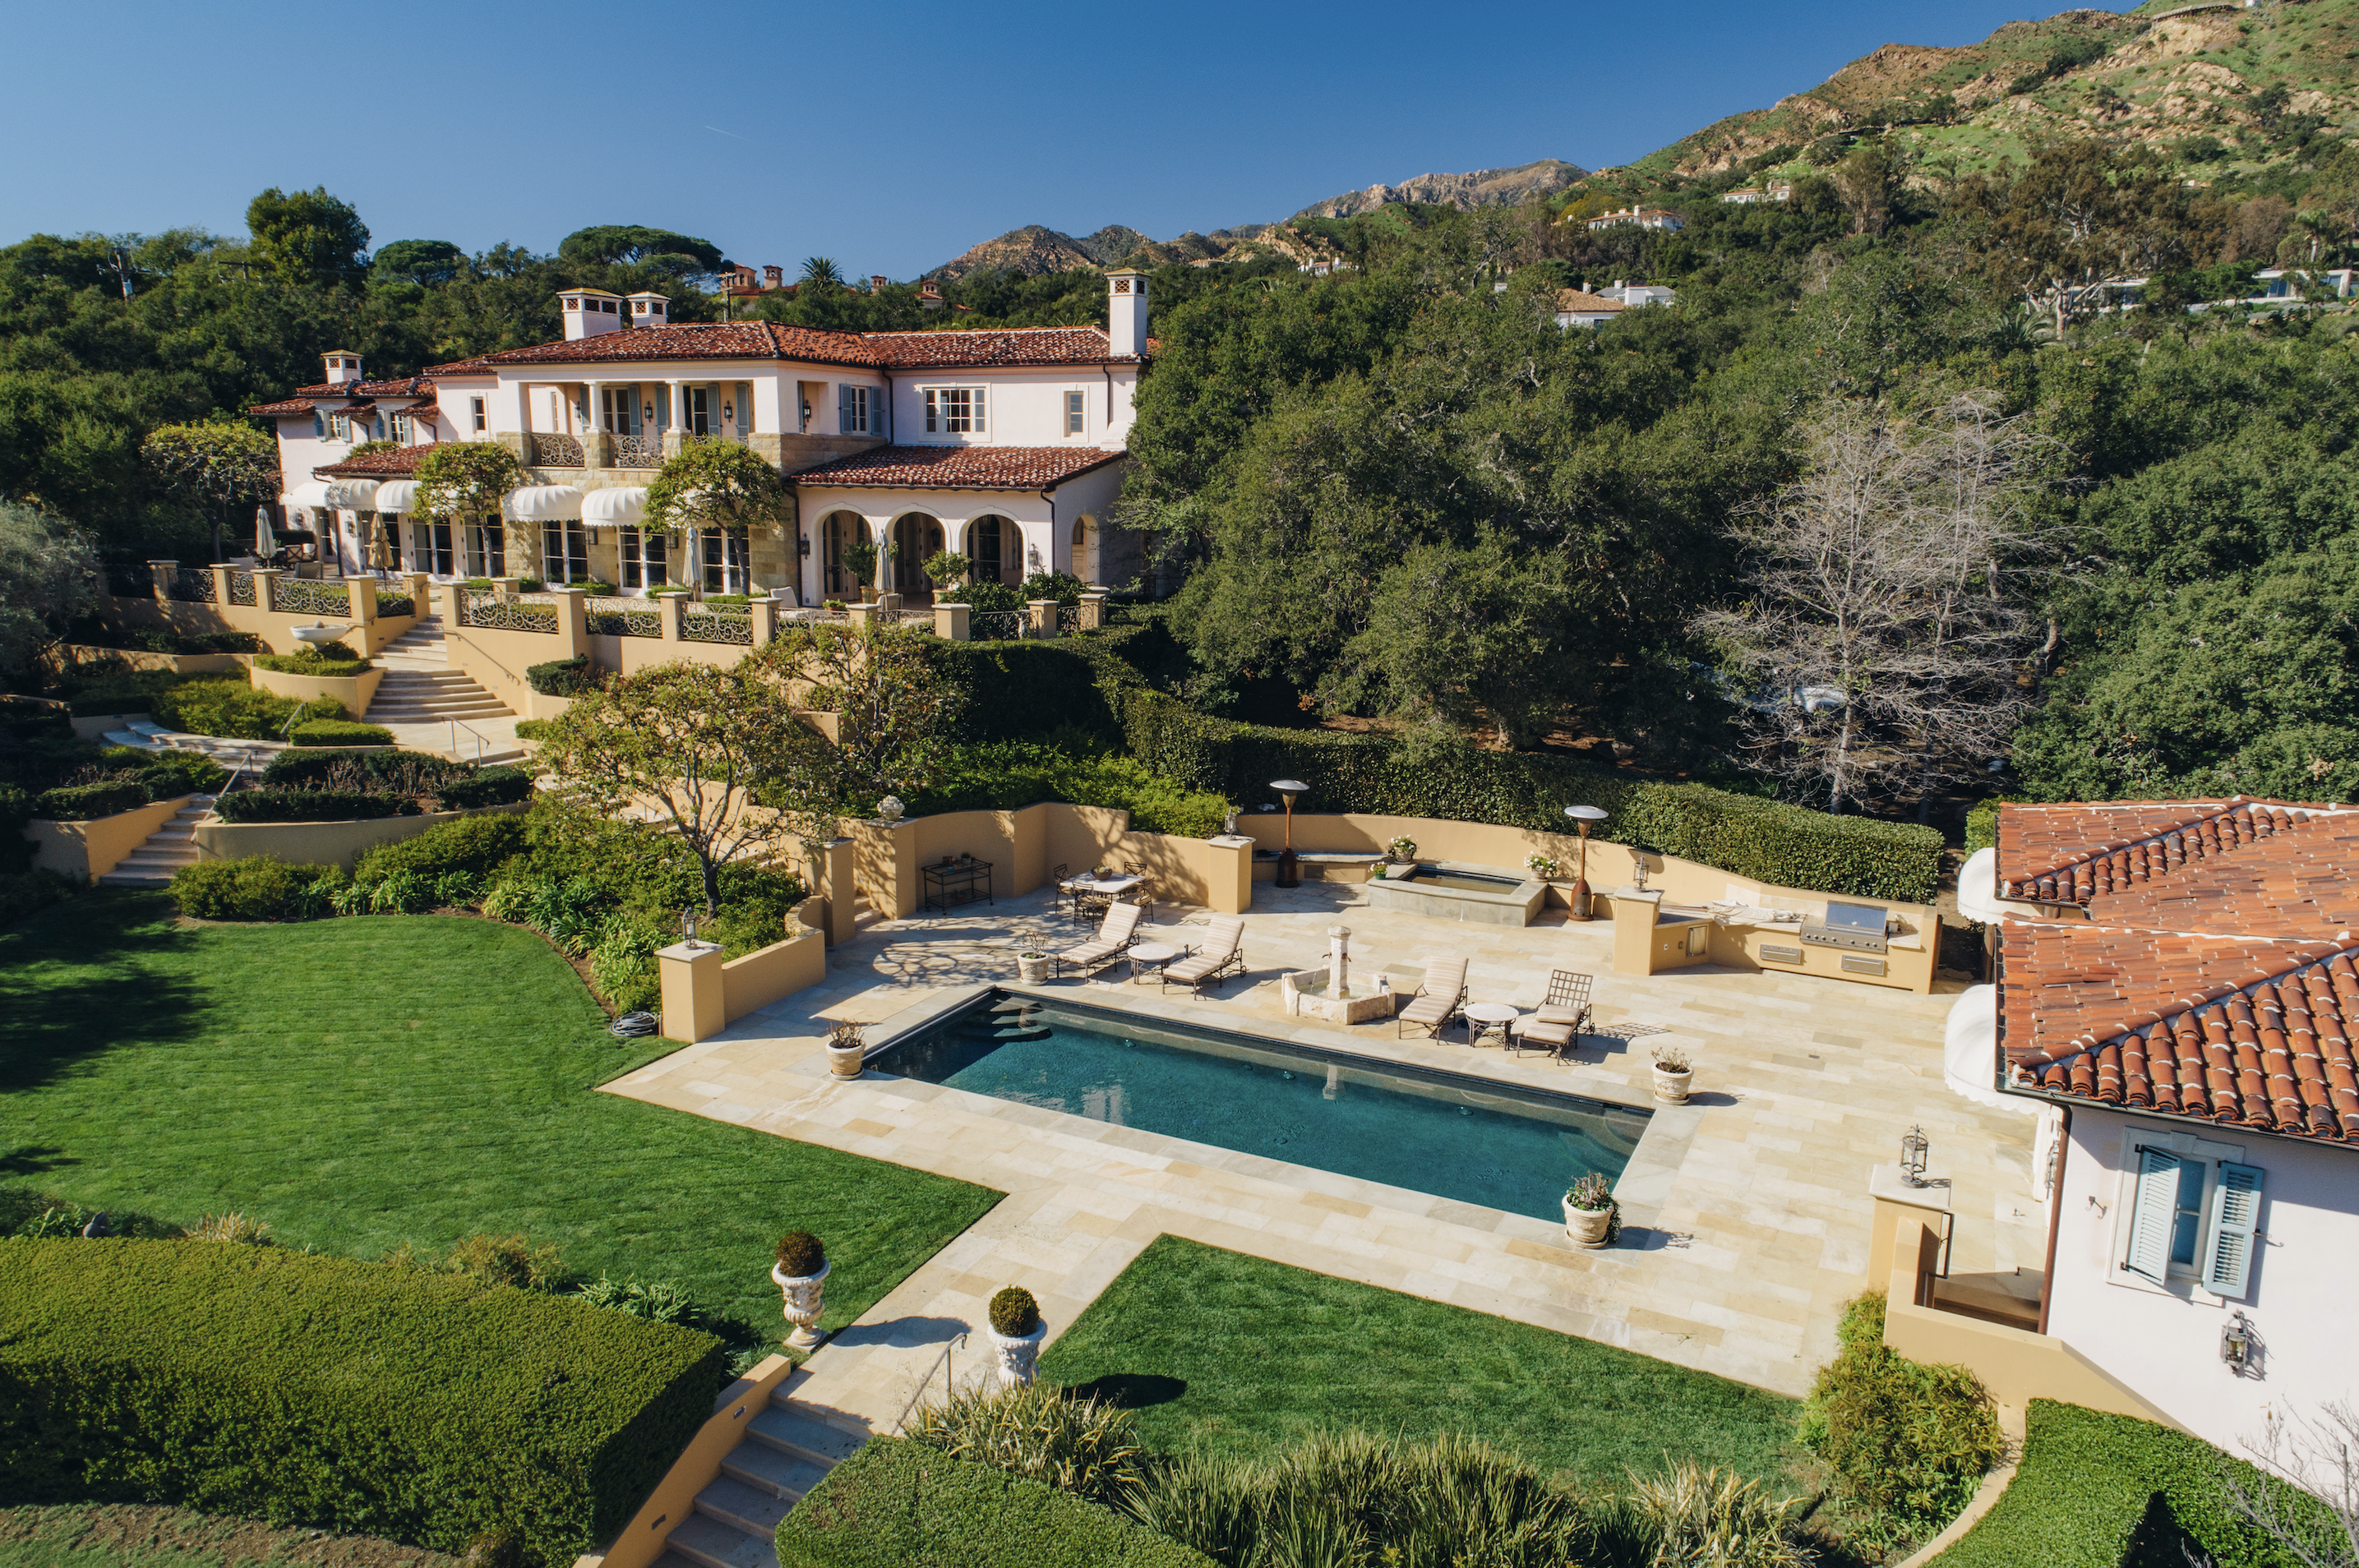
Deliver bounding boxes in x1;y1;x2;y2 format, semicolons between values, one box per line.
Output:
2202;1162;2264;1298
2124;1147;2180;1284
972;385;986;434
924;389;937;432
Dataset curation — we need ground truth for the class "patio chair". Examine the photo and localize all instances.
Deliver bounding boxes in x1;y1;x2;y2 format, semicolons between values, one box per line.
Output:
1049;862;1073;920
1512;970;1593;1058
1396;956;1469;1039
1162;915;1246;995
1055;901;1143;978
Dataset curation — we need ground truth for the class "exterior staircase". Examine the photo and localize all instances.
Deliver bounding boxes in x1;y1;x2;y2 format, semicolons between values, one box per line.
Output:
96;795;215;887
369;616;512;723
650;1392;866;1568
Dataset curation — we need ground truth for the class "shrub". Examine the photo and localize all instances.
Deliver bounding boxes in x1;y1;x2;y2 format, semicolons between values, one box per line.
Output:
435;766;533;811
111;748;230;798
527;657;600;697
168;856;347;920
0;786;32;875
1798;1292;2002;1548
1625;1459;1813;1567
151;678;338;740
33;781;149;820
774;1232;826;1277
377;592;415;617
59;669;190;717
572;1274;697;1326
515;718;559;743
212;788;418;823
354;813;530;885
437;1232;567;1291
254;652;371;678
0;1238;726;1566
905;1383;1147;1510
775;1437;1215;1568
942;580;1023;615
182;1212;272;1244
265;748;465;790
1019;571;1088;606
0;701;74;743
290;719;395;747
0;869;78;929
906;742;1230;839
1962;797;2024;856
989;1286;1041;1338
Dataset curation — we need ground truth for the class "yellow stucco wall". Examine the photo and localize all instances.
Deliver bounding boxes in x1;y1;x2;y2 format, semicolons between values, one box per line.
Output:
27;794;194;881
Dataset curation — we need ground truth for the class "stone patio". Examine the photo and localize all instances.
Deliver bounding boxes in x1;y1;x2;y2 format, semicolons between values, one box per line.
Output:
605;880;2043;1437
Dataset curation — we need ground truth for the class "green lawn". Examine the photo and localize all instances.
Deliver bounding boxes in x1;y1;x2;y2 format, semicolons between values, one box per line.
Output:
0;892;1000;1352
1036;1235;1803;1490
0;1501;457;1568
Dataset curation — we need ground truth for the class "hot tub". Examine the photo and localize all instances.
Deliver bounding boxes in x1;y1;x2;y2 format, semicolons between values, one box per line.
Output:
1364;861;1547;926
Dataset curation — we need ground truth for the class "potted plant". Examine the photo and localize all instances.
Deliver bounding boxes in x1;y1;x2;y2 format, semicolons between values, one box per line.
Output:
1563;1173;1620;1249
824;1022;866;1080
986;1284;1046;1387
1016;949;1051;985
1651;1044;1694;1104
824;599;846;612
1526;852;1560;883
1383;837;1419;877
771;1232;830;1349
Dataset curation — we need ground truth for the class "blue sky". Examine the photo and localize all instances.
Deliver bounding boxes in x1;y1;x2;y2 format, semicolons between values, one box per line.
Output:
2;1;2072;279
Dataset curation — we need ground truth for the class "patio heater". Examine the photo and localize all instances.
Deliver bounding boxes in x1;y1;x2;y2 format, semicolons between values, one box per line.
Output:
1272;780;1309;888
1563;804;1609;922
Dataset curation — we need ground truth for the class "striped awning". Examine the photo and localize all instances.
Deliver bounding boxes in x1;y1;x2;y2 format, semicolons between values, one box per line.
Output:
581;487;649;527
503;484;584;522
324;479;381;510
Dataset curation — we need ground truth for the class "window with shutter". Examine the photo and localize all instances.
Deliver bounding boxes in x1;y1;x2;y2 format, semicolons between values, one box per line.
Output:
924;389;938;433
2124;1147;2181;1284
2201;1162;2264;1298
838;385;855;434
1066;390;1085;434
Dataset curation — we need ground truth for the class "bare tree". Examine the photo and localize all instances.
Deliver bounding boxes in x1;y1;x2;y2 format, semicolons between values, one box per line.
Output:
2213;1400;2359;1567
1692;394;2059;814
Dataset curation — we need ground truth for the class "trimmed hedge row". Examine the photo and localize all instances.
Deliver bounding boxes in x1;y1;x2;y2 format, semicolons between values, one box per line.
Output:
1934;1400;2311;1567
291;719;395;747
527;656;601;696
33;782;150;821
0;1239;727;1566
213;789;421;823
169;855;344;920
775;1437;1216;1568
436;766;533;810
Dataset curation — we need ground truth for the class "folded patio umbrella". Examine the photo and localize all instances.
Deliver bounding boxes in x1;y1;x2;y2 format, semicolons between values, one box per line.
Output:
255;505;277;560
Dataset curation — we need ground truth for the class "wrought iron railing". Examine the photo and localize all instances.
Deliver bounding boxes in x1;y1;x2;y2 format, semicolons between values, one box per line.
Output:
612;433;661;468
970;610;1026;642
1055;604;1082;634
106;563;152;597
228;570;256;606
584;596;660;637
532;432;584;468
460;593;557;633
275;578;354;617
168;567;217;604
681;611;754;645
888;609;936;630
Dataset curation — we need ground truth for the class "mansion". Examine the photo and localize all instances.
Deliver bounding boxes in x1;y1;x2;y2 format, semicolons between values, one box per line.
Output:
248;272;1153;602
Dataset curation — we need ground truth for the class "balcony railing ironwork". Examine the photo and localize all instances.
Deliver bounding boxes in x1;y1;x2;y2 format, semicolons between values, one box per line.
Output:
970;610;1025;642
532;432;585;468
228;570;256;606
1055;604;1082;634
168;567;217;604
584;596;660;637
275;579;356;617
612;433;661;468
681;611;755;645
460;593;557;634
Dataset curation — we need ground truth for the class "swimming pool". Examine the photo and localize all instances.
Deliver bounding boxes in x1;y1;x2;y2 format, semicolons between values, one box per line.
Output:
870;993;1649;1223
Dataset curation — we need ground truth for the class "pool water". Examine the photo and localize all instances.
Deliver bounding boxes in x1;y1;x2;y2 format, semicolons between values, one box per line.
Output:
873;996;1649;1223
1412;868;1526;893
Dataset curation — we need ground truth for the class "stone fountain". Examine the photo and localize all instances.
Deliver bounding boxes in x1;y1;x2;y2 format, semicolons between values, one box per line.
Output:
1281;925;1396;1025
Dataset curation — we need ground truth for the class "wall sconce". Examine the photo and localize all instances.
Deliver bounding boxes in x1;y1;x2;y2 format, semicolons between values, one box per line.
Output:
2221;1312;2254;1375
721;402;735;422
1900;1125;1930;1188
642;403;654;423
797;534;810;558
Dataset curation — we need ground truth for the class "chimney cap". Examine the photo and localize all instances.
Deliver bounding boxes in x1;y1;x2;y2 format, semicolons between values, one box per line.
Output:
1105;266;1147;277
625;289;670;301
562;288;622;301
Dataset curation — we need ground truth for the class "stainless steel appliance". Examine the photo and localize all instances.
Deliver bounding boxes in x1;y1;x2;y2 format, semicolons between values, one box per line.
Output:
1801;899;1890;955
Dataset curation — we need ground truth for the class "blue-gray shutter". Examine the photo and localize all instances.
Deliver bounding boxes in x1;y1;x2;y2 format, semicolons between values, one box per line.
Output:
2201;1161;2264;1298
972;385;987;434
2124;1147;2180;1284
839;385;855;434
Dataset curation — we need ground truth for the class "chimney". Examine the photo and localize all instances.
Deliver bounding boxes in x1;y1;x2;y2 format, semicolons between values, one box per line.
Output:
764;265;784;290
626;291;669;328
560;289;623;340
870;274;889;292
322;350;362;385
1105;268;1148;357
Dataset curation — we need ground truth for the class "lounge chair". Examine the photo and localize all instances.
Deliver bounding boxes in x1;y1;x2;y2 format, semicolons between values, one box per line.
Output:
1512;970;1593;1058
1162;915;1246;995
1396;956;1468;1039
1055;901;1143;978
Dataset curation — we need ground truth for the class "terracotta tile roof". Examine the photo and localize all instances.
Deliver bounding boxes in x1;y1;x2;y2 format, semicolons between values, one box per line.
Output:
1997;798;2359;1144
789;445;1126;491
861;327;1137;367
432;323;1145;374
248;397;313;417
393;400;439;426
252;376;437;416
1554;288;1627;313
421;357;496;377
313;443;443;477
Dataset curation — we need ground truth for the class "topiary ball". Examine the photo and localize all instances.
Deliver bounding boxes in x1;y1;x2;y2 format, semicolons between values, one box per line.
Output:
774;1231;825;1277
988;1284;1041;1337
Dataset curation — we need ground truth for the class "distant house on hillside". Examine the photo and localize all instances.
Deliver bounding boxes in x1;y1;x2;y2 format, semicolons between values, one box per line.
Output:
2253;267;2355;300
1720;183;1792;205
1582;206;1686;233
1553;288;1626;329
1593;280;1677;308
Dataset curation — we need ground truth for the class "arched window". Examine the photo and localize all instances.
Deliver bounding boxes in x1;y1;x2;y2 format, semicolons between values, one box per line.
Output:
972;515;1007;583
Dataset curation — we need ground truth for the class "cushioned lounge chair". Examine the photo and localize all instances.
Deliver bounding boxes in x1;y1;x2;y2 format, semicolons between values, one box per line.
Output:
1055;902;1143;977
1512;969;1592;1058
1162;915;1246;995
1396;956;1468;1039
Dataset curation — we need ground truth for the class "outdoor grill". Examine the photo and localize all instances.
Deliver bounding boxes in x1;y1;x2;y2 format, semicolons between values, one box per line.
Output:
1800;899;1890;955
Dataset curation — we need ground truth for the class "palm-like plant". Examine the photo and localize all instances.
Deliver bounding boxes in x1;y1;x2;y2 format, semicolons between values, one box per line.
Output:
800;256;846;289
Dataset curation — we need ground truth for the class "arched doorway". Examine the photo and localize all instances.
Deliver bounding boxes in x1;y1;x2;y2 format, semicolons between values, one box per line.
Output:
1071;514;1096;585
892;513;944;598
969;514;1014;585
821;511;866;598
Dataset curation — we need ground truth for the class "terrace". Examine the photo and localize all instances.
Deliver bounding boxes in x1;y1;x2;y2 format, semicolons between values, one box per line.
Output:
608;875;2044;1433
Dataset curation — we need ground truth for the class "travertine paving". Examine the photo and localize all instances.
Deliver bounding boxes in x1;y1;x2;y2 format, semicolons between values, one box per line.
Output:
606;881;2043;1437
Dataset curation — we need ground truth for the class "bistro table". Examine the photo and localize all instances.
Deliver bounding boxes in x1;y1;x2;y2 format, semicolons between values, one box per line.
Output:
1464;1002;1521;1049
922;857;994;915
1060;872;1143;921
1127;941;1180;984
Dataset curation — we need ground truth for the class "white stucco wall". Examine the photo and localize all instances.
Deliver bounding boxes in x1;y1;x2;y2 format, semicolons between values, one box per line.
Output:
2046;1103;2358;1452
888;367;1135;448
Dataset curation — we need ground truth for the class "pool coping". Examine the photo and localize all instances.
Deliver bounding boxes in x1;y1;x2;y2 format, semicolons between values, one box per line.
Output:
839;980;1700;1238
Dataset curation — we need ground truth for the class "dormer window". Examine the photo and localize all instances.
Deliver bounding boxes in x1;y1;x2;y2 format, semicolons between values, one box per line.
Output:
922;386;986;435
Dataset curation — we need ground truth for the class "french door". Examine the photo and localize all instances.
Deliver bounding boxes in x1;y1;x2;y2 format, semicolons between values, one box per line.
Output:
701;527;749;594
619;528;668;592
542;521;590;584
411;519;454;576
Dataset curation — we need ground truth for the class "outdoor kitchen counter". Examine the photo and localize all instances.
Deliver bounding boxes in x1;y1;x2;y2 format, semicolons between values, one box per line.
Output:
1611;887;1937;994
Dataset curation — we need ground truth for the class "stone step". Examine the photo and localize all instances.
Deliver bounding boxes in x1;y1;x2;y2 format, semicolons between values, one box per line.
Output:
661;1512;778;1568
718;1438;830;1502
694;1474;794;1538
747;1404;866;1468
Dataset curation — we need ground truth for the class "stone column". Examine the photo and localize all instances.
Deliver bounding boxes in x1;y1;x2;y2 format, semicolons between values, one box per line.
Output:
548;587;589;660
658;592;685;643
813;836;857;947
209;565;236;607
349;573;378;629
933;602;971;641
846;602;879;632
146;560;176;607
1329;925;1350;997
1204;834;1254;915
666;380;686;454
851;817;921;920
749;597;778;648
1027;598;1057;639
252;568;284;614
402;571;432;611
656;938;727;1044
490;575;522;603
1078;590;1109;630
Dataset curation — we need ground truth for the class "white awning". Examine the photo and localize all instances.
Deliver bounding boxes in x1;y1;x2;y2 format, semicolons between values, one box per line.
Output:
1942;985;2034;1115
325;479;380;510
581;487;648;527
373;479;420;514
285;480;333;510
504;484;584;522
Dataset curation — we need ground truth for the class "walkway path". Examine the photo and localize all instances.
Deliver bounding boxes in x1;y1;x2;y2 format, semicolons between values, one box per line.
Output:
606;883;2043;1439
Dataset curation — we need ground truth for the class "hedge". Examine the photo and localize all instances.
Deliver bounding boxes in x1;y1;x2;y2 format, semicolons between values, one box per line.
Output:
212;789;421;823
0;1239;727;1566
353;813;530;884
1962;798;2023;857
527;656;601;697
291;719;395;747
775;1437;1216;1568
255;653;371;678
169;855;345;920
263;749;466;789
0;786;33;874
1932;1400;2313;1568
435;766;533;811
33;781;150;821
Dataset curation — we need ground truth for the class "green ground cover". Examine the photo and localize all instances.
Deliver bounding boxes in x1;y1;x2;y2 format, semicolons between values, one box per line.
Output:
0;1501;457;1568
0;892;1000;1352
1036;1235;1802;1490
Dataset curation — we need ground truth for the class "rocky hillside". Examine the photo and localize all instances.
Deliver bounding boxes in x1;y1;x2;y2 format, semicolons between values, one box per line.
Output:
927;224;1153;281
1604;0;2357;191
1290;159;1586;220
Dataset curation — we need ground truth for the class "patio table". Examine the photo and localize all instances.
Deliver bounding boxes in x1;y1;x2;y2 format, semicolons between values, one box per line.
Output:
1061;873;1142;920
1464;1002;1521;1049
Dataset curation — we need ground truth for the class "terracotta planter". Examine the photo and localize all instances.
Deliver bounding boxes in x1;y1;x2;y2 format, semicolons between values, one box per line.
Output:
1651;1065;1693;1104
772;1259;831;1349
1563;1198;1614;1248
987;1319;1046;1387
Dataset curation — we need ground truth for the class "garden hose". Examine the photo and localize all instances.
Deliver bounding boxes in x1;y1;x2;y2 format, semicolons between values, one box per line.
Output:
610;1011;659;1040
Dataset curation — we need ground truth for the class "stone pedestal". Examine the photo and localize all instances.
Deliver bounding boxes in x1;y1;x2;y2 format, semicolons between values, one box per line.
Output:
773;1260;830;1350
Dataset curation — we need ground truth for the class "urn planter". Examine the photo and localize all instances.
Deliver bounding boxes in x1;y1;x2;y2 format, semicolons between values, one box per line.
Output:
1651;1065;1694;1104
1016;952;1051;985
987;1319;1047;1387
772;1258;832;1349
1563;1197;1614;1249
826;1039;866;1079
